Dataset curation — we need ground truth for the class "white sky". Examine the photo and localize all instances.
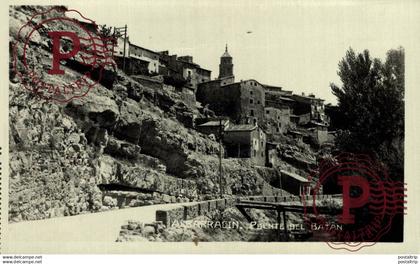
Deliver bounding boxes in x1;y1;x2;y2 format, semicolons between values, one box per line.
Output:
70;0;414;104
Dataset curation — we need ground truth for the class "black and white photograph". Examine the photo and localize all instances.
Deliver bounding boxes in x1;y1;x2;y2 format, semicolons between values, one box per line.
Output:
1;0;419;258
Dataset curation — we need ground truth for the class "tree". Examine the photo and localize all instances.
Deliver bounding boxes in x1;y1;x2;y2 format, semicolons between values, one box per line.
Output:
98;24;122;43
330;47;404;180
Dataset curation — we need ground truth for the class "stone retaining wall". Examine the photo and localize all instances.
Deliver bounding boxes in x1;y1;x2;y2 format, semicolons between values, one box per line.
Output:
244;194;341;203
155;194;341;226
156;197;236;226
101;190;194;210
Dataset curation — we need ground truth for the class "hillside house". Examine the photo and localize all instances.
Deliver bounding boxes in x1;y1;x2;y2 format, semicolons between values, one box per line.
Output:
291;93;328;124
158;51;211;91
264;107;291;137
290;113;311;126
279;170;310;196
196;119;230;138
264;84;294;110
197;79;266;127
114;37;161;75
303;120;329;146
223;124;266;166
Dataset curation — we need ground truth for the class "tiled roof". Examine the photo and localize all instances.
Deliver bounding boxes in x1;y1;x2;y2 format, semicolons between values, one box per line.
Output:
309;120;328;127
225;124;257;132
292;94;324;102
129;42;160;56
280;170;309;183
279;96;295;102
222;51;232;58
198;120;229;127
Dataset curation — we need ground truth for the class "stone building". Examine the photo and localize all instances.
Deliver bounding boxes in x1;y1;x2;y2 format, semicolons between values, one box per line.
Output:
223;124;266;166
158;51;211;91
196;46;268;126
263;86;295;136
291;93;328;124
197;79;266;127
196;119;230;138
264;84;294;110
114;37;161;75
303;120;330;146
290;112;311;126
195;45;235;90
128;43;160;74
279;170;310;196
264;106;291;137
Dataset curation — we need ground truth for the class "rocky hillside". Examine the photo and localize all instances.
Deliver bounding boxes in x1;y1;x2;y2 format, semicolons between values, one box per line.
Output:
9;6;288;222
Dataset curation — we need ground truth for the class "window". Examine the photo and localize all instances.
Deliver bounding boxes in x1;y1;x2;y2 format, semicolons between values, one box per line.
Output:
253;150;257;157
276;127;280;132
266;110;269;114
250;99;254;104
257;100;260;104
250;91;253;95
250;110;254;116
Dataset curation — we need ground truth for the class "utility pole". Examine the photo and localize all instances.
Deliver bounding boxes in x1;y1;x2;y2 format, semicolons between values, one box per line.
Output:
114;25;128;72
122;24;127;72
219;118;223;198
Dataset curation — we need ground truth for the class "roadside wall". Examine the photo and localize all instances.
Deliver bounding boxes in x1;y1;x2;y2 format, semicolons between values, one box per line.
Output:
155;194;340;226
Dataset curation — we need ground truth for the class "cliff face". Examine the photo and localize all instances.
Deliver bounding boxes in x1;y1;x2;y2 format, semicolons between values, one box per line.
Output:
9;6;287;222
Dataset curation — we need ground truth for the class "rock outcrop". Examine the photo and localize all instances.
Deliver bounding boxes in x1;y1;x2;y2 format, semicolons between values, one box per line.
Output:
8;5;298;223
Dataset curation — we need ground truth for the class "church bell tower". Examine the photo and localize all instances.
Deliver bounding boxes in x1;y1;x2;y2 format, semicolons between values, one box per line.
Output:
218;44;234;79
